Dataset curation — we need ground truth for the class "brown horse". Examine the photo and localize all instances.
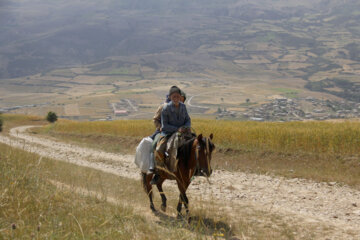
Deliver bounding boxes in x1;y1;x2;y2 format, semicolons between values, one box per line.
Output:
141;133;215;218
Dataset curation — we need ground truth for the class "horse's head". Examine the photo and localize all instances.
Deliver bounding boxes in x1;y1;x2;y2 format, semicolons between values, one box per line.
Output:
194;133;215;177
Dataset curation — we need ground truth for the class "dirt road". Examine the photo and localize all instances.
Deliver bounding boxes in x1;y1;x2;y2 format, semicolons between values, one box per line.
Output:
1;126;360;239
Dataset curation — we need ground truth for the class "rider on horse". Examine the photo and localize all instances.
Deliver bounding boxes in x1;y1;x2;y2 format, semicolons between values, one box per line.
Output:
150;86;191;184
150;90;186;140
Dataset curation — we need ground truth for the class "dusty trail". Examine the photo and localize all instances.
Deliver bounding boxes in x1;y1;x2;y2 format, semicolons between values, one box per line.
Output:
1;125;360;238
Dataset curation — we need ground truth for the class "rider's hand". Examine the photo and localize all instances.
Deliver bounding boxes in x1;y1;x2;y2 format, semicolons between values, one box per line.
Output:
179;127;187;133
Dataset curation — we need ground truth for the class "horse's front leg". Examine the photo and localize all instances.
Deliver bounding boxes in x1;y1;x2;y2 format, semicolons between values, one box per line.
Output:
176;180;190;219
177;192;190;219
156;179;167;212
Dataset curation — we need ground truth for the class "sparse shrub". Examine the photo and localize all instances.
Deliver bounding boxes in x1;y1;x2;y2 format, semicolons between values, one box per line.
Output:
46;112;58;123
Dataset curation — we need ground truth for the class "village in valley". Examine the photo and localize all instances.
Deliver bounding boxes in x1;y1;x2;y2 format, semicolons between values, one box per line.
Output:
106;95;360;122
3;95;360;122
217;97;360;122
239;97;360;122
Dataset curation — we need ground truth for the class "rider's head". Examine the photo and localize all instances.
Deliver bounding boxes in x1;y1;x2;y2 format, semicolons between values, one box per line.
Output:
169;86;181;106
180;90;186;103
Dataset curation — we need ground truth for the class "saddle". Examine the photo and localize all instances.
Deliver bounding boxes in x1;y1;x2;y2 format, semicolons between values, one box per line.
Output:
156;130;196;173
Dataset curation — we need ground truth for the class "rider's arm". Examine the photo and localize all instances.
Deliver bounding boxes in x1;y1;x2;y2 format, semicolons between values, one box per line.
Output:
153;105;163;130
183;106;191;128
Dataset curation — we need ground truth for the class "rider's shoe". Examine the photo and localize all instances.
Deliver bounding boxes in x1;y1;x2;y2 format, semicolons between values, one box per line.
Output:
150;174;160;185
147;167;155;175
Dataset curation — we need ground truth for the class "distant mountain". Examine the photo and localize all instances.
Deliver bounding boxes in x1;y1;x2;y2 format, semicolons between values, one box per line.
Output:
1;0;360;80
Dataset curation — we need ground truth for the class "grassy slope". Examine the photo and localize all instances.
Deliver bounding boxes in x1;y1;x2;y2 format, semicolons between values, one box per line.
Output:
33;118;360;187
1;142;239;239
0;143;157;239
1;114;46;133
0;122;324;239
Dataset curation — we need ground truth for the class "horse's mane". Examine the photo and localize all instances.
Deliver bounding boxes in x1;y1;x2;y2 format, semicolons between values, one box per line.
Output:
177;137;196;168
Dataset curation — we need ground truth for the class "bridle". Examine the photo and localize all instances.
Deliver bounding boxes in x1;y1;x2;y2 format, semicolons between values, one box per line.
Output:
194;137;212;176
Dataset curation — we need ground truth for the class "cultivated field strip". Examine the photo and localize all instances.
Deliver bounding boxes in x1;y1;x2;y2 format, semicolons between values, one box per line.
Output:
1;125;360;238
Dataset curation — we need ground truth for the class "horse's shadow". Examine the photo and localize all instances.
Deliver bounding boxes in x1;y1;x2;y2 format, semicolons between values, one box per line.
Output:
153;210;234;238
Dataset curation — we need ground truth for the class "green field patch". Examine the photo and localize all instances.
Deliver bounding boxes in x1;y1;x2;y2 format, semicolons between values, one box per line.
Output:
108;67;134;75
86;66;140;76
238;102;258;107
49;69;77;78
272;87;300;98
258;31;279;42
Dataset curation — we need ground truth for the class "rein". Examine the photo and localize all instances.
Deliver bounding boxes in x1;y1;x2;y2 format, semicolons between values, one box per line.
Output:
193;137;212;183
205;137;211;174
195;140;200;173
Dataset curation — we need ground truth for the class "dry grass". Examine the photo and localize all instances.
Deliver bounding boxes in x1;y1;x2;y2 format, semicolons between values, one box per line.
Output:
0;142;322;239
1;114;46;133
0;143;155;239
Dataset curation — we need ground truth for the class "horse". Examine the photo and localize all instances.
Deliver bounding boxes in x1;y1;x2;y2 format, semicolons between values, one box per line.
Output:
141;133;215;218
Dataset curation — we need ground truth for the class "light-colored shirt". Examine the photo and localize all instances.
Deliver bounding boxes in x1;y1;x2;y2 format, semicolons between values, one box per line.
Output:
153;103;166;130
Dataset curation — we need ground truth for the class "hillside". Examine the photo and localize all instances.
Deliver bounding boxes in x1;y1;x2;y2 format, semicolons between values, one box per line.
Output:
1;0;360;120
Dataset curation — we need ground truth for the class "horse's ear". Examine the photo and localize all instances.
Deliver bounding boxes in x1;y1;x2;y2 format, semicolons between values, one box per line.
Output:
209;133;213;140
197;134;203;141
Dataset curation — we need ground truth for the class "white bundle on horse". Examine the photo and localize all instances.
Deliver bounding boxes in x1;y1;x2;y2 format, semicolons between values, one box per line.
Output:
135;137;153;173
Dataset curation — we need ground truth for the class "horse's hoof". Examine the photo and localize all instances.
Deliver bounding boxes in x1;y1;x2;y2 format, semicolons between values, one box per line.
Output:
187;216;192;223
150;206;156;212
161;205;166;212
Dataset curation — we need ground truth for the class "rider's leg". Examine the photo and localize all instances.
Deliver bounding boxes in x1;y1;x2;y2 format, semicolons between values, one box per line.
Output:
148;152;155;174
150;136;167;185
148;133;161;174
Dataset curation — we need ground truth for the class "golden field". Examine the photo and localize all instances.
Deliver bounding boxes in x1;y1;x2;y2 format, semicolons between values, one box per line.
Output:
37;118;360;187
3;114;360;186
46;119;360;156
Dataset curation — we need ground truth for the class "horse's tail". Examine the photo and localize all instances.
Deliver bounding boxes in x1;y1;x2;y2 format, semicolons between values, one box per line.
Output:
141;172;147;192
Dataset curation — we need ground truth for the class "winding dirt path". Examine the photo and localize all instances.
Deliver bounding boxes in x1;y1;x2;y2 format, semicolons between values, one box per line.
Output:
1;126;360;239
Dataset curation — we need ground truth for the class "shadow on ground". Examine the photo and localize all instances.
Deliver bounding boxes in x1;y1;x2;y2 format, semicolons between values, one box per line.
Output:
154;210;237;239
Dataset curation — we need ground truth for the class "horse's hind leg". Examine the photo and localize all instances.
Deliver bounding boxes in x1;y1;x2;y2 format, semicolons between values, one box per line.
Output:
182;193;189;215
156;179;167;212
142;173;155;212
176;194;183;218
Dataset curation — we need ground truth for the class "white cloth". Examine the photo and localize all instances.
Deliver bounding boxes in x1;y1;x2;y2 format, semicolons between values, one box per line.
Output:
135;137;153;173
